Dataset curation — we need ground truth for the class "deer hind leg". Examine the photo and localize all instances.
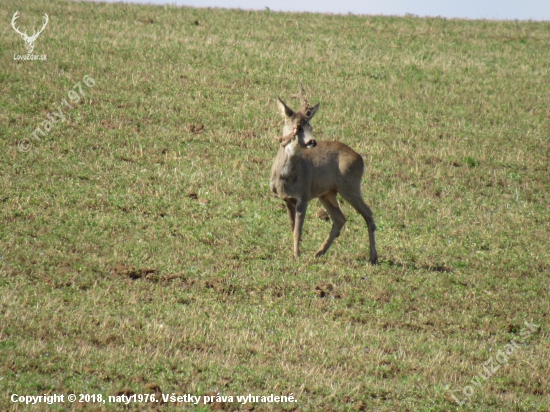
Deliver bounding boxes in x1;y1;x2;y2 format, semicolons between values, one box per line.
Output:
340;192;378;265
315;192;346;258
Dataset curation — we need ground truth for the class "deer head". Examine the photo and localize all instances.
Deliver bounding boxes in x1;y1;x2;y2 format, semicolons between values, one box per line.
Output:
11;11;49;54
276;83;320;150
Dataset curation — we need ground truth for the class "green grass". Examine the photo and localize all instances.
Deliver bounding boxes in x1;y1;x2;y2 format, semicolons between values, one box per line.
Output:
1;0;549;410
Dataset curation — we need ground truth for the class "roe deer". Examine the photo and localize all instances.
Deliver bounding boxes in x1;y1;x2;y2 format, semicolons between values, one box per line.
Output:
270;84;378;264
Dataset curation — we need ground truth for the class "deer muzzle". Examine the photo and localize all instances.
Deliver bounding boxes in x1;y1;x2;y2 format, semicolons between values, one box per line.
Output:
305;139;317;148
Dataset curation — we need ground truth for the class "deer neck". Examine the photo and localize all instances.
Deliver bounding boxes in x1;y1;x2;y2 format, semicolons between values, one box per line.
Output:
277;145;303;180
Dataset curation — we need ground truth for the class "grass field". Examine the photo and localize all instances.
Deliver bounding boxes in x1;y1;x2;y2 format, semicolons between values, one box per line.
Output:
1;0;549;410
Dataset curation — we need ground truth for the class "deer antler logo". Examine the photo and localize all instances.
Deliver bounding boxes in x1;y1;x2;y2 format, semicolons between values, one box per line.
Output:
11;11;49;54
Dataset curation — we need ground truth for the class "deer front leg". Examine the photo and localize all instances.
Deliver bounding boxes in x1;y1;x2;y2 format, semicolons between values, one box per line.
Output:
285;199;297;234
293;200;309;258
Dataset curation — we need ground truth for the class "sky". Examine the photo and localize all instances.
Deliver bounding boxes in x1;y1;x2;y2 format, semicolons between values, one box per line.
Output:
100;0;550;21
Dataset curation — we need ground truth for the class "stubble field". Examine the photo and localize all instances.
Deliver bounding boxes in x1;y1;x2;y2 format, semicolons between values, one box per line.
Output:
0;0;549;410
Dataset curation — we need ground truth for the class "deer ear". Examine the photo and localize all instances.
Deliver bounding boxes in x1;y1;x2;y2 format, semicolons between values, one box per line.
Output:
277;98;294;119
307;103;320;120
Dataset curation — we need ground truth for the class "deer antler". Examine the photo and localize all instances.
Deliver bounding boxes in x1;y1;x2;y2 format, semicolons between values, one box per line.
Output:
275;126;299;147
28;13;49;41
11;11;27;38
290;82;313;117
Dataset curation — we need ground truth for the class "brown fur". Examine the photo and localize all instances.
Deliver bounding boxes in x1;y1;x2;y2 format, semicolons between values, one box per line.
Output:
270;86;378;263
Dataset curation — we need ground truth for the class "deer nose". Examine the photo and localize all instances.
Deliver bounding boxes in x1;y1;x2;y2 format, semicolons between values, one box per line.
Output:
306;139;317;148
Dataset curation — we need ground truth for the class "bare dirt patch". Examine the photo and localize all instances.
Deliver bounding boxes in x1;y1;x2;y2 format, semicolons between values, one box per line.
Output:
110;264;159;280
315;208;330;221
199;277;235;295
186;123;204;133
314;283;342;299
